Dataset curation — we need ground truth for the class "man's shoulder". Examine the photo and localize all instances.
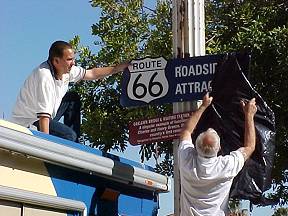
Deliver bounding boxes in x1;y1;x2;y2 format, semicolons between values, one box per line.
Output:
228;149;245;160
32;61;53;79
178;139;195;155
217;150;245;172
178;139;197;168
179;139;194;148
220;149;243;157
38;61;51;73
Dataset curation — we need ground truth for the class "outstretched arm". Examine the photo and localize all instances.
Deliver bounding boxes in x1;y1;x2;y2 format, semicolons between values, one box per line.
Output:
179;93;213;141
83;62;129;80
238;98;257;161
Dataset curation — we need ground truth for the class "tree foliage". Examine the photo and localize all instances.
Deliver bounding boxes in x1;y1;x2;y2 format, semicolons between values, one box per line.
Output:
273;207;288;216
70;0;173;167
71;0;288;204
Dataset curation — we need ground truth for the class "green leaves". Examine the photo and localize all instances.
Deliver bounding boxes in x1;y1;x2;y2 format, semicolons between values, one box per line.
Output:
90;0;150;62
273;207;288;216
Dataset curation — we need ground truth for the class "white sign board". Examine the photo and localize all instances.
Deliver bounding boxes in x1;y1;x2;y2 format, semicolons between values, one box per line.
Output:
126;57;169;103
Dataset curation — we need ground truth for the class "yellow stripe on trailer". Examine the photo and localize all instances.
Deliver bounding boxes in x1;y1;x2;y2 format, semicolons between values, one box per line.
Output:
0;119;32;135
0;150;57;196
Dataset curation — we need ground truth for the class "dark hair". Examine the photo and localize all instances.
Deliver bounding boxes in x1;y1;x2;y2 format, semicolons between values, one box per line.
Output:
48;41;72;61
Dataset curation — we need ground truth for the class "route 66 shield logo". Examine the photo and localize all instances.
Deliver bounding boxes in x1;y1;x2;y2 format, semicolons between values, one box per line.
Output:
126;57;169;103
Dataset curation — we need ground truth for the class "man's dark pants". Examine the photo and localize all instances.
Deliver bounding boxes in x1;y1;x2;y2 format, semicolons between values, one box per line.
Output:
34;92;81;142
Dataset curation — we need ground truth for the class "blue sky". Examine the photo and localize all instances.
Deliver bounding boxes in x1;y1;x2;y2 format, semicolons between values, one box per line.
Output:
0;0;282;215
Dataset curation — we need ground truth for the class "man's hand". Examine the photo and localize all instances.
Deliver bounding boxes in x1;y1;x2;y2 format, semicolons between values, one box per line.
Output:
241;98;257;118
112;62;130;74
180;93;213;140
201;93;213;109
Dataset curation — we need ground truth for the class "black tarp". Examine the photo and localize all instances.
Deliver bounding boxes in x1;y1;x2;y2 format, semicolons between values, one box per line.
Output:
192;53;276;205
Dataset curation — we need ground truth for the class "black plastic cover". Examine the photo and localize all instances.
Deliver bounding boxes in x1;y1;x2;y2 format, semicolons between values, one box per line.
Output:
192;53;276;205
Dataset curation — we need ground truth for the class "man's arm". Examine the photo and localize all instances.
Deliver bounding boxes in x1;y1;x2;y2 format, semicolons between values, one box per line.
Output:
179;93;213;141
83;62;129;80
38;116;50;134
238;98;257;161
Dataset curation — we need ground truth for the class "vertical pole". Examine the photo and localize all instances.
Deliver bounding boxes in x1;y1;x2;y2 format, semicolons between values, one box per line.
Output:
172;0;205;215
172;0;181;215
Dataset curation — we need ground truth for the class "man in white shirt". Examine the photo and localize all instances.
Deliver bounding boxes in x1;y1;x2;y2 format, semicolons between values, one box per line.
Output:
178;93;257;216
11;41;128;142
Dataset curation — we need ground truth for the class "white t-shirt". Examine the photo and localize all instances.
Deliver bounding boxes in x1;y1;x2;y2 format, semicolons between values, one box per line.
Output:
178;139;245;216
11;61;86;127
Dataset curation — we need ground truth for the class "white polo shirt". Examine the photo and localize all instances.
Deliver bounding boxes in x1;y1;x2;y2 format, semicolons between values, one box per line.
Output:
178;139;245;216
11;61;86;127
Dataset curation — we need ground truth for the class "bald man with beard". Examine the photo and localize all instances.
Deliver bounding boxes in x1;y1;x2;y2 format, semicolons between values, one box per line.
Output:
178;93;257;216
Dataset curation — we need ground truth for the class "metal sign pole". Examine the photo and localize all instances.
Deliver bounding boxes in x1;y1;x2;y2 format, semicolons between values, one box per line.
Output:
172;0;205;215
172;1;182;215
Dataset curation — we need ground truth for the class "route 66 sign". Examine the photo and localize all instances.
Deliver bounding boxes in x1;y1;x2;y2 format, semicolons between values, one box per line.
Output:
125;57;169;103
121;54;236;107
